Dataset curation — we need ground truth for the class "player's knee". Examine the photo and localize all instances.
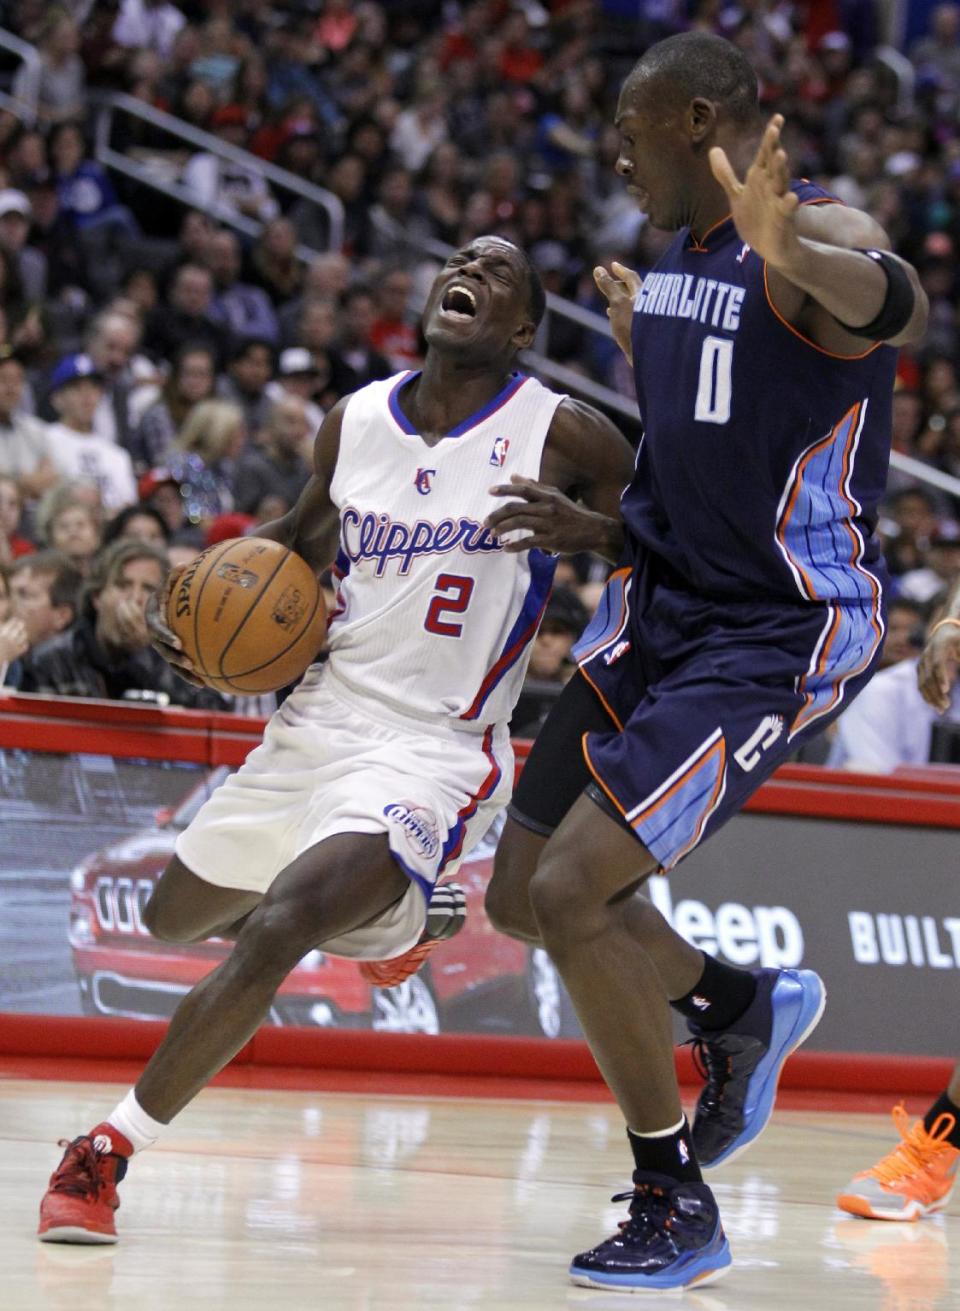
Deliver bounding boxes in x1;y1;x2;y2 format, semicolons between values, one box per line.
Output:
230;904;313;981
484;872;532;939
485;847;536;939
141;892;206;945
527;855;596;947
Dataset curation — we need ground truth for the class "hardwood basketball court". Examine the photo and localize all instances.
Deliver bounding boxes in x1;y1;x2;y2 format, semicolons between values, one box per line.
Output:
4;1077;957;1310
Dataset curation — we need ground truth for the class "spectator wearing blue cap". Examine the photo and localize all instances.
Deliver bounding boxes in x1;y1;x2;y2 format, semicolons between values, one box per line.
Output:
47;354;137;511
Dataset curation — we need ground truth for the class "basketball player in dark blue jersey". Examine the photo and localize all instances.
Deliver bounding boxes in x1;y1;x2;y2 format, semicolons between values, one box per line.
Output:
484;31;928;1294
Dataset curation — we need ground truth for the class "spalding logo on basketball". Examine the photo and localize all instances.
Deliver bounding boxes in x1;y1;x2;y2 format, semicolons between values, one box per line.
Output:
165;537;328;695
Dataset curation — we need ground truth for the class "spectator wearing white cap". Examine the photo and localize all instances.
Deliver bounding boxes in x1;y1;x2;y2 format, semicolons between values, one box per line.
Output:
264;348;324;433
0;190;47;304
46;354;137;512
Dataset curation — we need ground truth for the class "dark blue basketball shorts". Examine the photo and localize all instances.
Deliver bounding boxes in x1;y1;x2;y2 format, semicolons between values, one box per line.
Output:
511;562;885;871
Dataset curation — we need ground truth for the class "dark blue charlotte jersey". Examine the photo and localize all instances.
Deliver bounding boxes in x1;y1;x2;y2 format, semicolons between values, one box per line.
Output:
625;180;897;606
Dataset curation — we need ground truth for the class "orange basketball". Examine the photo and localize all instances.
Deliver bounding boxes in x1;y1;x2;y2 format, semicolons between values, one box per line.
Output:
166;537;328;695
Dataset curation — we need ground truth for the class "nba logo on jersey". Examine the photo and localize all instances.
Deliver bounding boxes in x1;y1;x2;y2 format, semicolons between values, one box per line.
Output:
414;467;435;495
489;436;510;467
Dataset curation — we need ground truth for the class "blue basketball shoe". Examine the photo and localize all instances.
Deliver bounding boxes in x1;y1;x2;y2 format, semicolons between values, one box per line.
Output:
688;967;826;1169
569;1172;732;1293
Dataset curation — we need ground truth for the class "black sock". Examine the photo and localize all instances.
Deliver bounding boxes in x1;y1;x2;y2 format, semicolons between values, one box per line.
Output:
924;1092;960;1147
628;1118;702;1184
671;952;757;1031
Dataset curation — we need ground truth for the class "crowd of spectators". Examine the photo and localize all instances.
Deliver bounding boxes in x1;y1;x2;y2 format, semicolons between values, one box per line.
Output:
0;2;960;750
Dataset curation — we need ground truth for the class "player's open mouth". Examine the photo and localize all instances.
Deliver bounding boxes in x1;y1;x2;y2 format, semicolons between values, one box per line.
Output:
439;283;478;321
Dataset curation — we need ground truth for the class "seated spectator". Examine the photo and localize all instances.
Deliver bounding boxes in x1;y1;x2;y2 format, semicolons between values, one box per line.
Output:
21;538;226;708
883;487;941;576
370;268;421;370
14;8;86;124
131;342;218;472
143;263;228;369
46;355;137;511
391;87;449;173
217;337;276;440
899;529;960;604
883;599;928;675
337;285;393;389
103;502;170;551
167;399;245;525
527;587;589;684
0;348;57;501
248;217;302;304
0;190;48;304
182;106;279;225
9;549;82;651
137;467;197;545
827;638;960;773
49;120;139;242
265;348;324;434
0;248;45;361
232;396;311;516
84;309;145;449
0;475;36;563
367;166;433;263
112;0;186;62
277;253;349;346
0;563;29;687
36;480;103;576
206;229;279;345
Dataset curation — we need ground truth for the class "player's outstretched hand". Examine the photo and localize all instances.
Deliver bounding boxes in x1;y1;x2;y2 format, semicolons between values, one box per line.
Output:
709;113;801;270
486;476;610;555
594;262;641;363
146;572;205;687
918;621;960;714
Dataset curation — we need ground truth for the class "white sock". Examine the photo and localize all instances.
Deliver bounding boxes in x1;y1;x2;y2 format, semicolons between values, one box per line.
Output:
106;1089;168;1154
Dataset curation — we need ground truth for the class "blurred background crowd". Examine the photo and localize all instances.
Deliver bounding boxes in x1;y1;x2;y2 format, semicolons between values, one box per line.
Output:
0;0;959;759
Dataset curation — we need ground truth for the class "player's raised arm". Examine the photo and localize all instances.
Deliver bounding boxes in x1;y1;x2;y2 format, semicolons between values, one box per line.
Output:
711;113;928;351
485;397;633;562
255;397;347;573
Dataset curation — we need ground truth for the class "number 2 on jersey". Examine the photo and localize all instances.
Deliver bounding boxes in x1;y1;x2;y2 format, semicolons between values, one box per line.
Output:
424;573;475;637
695;335;733;424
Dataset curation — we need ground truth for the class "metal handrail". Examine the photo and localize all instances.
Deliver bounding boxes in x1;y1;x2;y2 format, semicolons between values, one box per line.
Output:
0;26;41;125
95;91;345;252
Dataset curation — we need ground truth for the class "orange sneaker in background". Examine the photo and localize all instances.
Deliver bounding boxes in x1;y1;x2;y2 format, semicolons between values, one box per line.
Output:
837;1104;959;1221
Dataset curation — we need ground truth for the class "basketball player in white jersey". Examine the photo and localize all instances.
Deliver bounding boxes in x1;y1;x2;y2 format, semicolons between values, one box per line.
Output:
37;235;635;1244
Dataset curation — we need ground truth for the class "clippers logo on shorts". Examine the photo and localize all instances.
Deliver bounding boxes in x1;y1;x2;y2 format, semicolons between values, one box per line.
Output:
271;585;307;630
414;467;435;495
490;436;510;466
383;802;440;860
215;562;259;589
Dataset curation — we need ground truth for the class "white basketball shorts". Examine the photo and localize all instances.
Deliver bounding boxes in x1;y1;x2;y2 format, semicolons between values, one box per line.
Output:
175;664;512;959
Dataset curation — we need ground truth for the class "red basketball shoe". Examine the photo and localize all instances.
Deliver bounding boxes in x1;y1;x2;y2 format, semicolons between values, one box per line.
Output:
359;881;466;989
38;1131;130;1243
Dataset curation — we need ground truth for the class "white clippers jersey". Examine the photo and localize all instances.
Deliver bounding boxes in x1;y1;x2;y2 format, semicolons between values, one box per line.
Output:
327;370;565;729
